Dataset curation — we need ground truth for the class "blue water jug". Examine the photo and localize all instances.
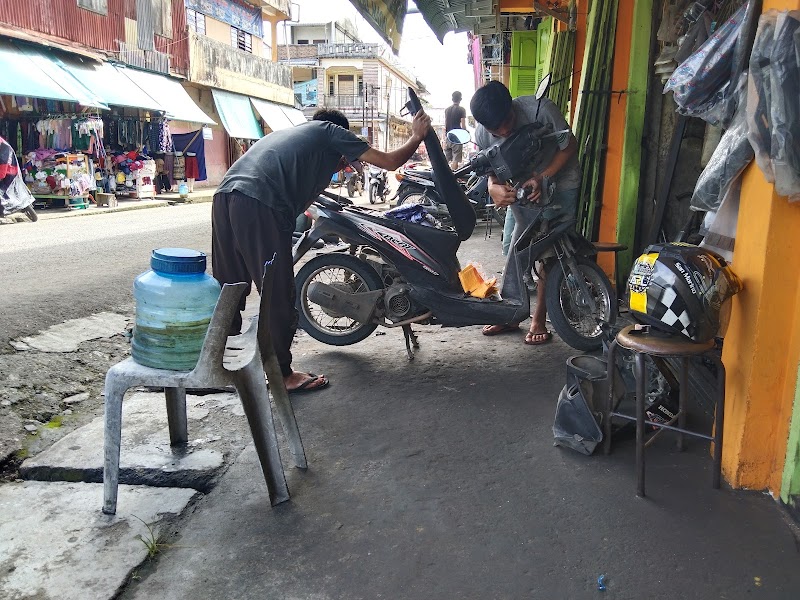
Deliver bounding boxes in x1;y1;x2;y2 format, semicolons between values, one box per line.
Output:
132;248;221;371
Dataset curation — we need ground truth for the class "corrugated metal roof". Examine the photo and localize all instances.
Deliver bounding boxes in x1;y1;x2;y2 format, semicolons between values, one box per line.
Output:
412;0;485;41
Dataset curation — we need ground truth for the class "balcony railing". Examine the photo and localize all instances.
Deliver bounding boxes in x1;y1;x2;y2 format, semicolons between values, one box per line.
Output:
323;94;364;109
317;94;384;111
317;43;384;59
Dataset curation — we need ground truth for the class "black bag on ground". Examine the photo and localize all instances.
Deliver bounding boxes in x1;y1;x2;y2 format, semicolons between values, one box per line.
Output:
553;375;604;456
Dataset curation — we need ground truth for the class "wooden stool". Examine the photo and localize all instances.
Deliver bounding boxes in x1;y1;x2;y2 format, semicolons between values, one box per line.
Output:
593;241;628;298
602;324;724;497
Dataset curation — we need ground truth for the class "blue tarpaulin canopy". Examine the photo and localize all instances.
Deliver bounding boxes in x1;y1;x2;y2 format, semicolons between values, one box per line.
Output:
0;38;107;108
212;89;264;139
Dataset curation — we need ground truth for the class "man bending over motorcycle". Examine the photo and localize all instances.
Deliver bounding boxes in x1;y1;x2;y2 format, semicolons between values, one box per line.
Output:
212;108;431;393
471;81;581;345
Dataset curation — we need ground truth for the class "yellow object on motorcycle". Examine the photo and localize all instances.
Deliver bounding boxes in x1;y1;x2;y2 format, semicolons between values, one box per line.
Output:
459;264;498;298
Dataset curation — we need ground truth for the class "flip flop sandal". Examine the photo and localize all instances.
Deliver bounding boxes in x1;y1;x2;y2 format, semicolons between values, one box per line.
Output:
482;324;520;336
524;331;553;345
288;374;329;394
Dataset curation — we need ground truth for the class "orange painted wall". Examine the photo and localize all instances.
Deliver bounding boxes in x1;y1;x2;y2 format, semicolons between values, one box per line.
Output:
720;0;800;493
595;2;634;276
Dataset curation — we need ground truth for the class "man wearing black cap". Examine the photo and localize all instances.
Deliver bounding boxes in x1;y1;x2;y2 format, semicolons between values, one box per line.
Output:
444;91;467;170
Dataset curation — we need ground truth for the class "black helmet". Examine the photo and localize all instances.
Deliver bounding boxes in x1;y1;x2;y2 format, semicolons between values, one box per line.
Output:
627;243;742;343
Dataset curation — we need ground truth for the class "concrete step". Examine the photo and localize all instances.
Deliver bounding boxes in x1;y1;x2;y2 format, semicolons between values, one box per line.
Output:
19;391;243;491
0;480;197;600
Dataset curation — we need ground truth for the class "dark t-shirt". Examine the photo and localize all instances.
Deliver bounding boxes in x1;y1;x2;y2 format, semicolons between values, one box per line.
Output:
474;96;581;191
444;104;466;132
216;120;369;230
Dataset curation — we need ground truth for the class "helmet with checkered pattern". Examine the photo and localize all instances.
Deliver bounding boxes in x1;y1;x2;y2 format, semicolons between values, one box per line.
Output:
627;243;742;343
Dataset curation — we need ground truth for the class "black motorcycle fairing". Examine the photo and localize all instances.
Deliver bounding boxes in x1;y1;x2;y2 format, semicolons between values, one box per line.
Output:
406;87;476;241
397;220;461;284
409;286;527;327
320;207;463;291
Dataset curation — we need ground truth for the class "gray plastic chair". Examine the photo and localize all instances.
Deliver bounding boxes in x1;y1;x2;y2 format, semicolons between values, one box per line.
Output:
102;267;306;514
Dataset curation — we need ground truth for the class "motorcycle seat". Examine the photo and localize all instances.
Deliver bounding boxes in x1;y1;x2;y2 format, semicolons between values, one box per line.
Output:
407;169;434;180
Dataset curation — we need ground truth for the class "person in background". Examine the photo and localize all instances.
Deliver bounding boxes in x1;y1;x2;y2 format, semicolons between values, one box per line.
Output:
444;91;467;170
212;108;431;393
471;81;580;345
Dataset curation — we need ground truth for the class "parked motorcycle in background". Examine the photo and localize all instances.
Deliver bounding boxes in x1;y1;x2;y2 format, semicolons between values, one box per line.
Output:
344;163;364;198
392;162;504;228
0;136;37;222
367;166;389;204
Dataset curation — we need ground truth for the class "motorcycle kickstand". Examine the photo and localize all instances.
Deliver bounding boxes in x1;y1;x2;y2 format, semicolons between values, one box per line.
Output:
402;324;420;361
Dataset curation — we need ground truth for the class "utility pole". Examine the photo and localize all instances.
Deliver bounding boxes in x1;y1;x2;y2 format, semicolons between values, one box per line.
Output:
384;83;390;151
362;83;367;139
370;85;376;147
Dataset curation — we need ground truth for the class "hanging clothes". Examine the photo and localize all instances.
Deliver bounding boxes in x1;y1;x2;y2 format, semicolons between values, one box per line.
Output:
171;130;207;181
163;152;175;187
172;152;185;180
158;120;173;154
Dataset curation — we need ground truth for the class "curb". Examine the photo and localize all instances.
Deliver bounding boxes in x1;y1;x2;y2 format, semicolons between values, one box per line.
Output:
33;193;215;222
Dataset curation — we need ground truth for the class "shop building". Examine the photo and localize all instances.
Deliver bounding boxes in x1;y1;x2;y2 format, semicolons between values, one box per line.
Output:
384;0;800;514
178;0;308;185
0;0;302;204
278;20;427;151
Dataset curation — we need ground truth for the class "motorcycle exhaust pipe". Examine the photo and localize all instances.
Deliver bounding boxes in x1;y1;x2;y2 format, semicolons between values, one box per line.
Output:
307;281;382;324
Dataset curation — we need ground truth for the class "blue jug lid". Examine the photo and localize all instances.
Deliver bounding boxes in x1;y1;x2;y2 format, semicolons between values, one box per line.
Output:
151;248;207;274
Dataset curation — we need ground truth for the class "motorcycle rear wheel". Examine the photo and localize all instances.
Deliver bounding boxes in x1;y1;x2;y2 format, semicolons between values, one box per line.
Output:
295;254;384;346
545;256;616;352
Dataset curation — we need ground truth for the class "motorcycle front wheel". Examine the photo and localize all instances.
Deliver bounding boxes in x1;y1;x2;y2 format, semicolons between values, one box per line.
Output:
23;205;38;222
369;183;377;204
545;257;616;352
295;254;384;346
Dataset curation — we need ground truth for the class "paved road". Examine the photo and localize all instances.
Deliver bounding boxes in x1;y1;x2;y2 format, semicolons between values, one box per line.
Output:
0;204;214;350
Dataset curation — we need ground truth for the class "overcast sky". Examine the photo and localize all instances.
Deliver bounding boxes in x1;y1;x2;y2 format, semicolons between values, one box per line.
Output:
277;0;476;110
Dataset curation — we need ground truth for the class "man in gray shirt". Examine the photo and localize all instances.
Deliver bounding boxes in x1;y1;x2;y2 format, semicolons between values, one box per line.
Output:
471;81;581;345
213;108;431;393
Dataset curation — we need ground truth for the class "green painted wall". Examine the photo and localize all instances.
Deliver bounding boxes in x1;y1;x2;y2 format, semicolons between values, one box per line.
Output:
616;0;653;286
780;362;800;505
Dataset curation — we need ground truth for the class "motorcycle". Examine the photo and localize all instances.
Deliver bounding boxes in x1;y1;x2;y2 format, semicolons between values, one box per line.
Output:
393;163;504;228
344;164;364;198
0;136;37;222
367;166;389;204
293;76;616;357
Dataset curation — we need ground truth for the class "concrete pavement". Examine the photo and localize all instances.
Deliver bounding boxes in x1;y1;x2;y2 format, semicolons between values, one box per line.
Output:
1;227;799;599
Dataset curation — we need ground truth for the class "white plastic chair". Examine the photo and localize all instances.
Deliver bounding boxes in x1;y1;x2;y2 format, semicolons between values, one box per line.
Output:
102;267;306;514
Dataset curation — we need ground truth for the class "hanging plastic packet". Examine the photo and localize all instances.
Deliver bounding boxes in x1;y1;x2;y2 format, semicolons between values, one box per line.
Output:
664;2;759;127
691;77;753;212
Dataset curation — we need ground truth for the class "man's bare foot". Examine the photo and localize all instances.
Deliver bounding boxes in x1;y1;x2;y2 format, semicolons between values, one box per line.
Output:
284;371;329;394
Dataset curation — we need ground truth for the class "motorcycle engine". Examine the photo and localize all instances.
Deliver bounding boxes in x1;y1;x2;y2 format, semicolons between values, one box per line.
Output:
385;283;415;321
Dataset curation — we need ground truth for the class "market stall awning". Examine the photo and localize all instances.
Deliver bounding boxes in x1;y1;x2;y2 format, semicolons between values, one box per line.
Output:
348;0;405;53
0;38;108;108
347;0;479;51
212;90;264;140
281;106;308;126
412;0;476;41
59;58;164;112
123;68;215;124
250;98;294;131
